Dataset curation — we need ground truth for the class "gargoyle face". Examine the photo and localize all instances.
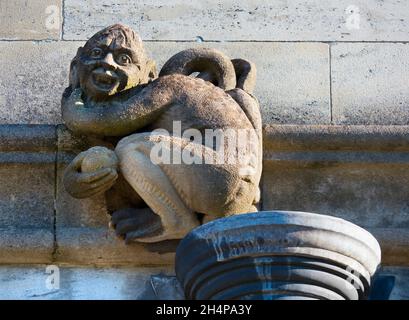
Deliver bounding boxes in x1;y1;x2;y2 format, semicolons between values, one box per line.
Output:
75;24;155;101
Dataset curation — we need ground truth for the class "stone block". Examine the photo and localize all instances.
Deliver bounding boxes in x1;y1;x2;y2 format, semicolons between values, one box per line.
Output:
150;275;184;300
262;125;409;266
369;228;409;266
55;227;176;265
63;0;409;41
263;125;409;229
0;0;62;40
263;162;409;229
56;125;109;229
332;43;409;125
0;265;174;299
1;265;408;299
0;229;54;264
0;125;56;263
0;164;55;228
0;40;329;125
380;266;409;300
0;41;82;124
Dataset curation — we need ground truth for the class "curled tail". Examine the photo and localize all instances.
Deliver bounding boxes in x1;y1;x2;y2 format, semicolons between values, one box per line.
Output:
159;48;256;94
231;59;256;95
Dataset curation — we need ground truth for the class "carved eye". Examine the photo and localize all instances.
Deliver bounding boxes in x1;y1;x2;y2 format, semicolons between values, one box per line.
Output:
116;53;132;65
90;48;103;59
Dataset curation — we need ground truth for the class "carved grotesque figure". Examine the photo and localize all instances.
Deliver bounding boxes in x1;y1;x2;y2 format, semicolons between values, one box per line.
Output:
62;24;262;243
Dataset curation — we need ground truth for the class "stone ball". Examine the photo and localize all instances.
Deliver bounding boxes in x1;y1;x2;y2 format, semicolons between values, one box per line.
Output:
81;146;119;173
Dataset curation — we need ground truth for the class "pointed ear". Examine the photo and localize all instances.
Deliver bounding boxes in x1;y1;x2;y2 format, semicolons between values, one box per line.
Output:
69;47;83;89
145;59;158;82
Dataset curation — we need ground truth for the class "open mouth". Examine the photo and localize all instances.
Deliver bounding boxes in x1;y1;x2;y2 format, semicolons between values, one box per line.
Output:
91;68;119;92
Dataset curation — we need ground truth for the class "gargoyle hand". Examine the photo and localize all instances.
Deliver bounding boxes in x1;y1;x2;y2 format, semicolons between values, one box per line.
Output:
63;150;118;199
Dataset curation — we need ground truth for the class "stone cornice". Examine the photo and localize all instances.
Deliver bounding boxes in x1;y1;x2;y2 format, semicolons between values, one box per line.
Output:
264;125;409;152
0;124;56;152
0;125;56;164
0;124;408;266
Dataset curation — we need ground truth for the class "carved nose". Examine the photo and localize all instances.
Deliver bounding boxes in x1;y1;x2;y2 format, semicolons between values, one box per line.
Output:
100;53;117;70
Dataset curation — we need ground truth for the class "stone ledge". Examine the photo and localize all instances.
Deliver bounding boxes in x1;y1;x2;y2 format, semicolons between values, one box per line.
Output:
0;125;55;264
263;125;409;152
0;1;62;40
0;228;54;264
0;41;330;125
0;265;177;300
263;125;409;266
55;227;176;266
0;265;405;299
369;228;409;266
1;124;409;267
0;125;56;164
0;125;56;152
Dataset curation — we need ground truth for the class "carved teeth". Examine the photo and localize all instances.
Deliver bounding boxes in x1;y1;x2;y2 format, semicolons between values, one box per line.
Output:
94;73;115;85
92;69;118;90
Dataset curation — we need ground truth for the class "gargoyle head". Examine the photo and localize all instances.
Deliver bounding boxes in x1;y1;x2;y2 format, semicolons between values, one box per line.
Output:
69;24;157;101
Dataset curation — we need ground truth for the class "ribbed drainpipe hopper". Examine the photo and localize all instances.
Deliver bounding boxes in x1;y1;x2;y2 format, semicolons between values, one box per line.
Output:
175;211;381;300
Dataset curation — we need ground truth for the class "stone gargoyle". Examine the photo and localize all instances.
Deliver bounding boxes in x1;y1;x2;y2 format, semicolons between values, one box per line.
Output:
61;24;262;243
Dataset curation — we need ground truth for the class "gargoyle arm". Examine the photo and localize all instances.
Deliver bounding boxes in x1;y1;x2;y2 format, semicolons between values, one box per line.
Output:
62;80;173;137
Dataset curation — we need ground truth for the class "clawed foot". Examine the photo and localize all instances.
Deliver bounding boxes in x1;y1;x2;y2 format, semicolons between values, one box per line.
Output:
110;207;163;244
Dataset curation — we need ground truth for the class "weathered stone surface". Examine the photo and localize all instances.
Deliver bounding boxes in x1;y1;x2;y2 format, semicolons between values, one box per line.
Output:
0;41;329;125
0;265;407;300
263;125;409;266
0;265;173;299
0;125;56;153
332;43;409;125
380;266;409;300
0;164;54;228
6;40;409;127
0;125;56;263
55;227;176;265
0;229;54;264
263;125;409;152
369;228;409;266
56;126;109;229
1;123;409;268
176;211;381;300
263;162;409;229
145;42;330;125
0;41;81;124
64;0;409;41
150;275;184;300
263;125;409;229
0;1;62;40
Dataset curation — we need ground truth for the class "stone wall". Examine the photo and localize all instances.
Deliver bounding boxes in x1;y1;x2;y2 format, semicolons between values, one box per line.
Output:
1;0;409;299
1;1;409;125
